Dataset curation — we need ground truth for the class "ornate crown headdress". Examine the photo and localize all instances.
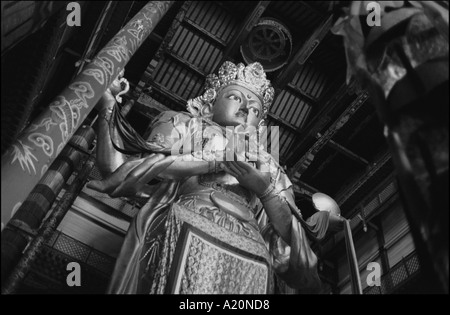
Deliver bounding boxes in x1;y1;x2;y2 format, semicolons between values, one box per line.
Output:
187;61;274;119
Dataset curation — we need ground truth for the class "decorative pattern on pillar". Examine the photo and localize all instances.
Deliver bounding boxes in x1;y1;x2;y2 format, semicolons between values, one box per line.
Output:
1;126;95;285
1;1;174;227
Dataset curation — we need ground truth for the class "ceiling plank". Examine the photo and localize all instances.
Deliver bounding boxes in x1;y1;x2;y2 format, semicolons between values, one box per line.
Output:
166;51;207;77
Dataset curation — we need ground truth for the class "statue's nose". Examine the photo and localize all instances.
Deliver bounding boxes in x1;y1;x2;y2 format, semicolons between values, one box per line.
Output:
239;103;249;114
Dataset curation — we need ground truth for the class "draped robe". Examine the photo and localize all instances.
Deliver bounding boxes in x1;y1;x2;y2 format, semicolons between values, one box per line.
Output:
107;111;332;294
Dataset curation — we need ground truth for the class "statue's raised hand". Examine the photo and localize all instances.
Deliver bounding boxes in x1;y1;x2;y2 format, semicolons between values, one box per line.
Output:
220;152;272;197
97;69;130;111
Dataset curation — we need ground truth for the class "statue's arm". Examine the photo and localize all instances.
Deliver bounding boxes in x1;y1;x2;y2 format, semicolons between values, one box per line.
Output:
255;165;323;292
258;186;293;244
140;110;222;180
95;93;126;178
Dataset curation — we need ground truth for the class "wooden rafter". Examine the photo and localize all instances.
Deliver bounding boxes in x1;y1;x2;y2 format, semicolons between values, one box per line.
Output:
183;18;227;48
135;1;191;98
286;83;318;105
285;80;352;164
266;113;299;134
273;14;333;89
166;51;207;77
288;90;370;181
326;139;369;166
299;1;327;18
215;1;271;69
336;151;392;206
148;80;186;111
305;112;376;179
293;180;320;198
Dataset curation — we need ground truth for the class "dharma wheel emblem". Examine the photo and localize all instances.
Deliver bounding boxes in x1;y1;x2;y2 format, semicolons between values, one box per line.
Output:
240;18;292;72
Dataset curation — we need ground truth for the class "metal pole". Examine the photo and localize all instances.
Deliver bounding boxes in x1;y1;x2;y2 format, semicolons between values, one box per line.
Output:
1;1;174;228
344;219;363;294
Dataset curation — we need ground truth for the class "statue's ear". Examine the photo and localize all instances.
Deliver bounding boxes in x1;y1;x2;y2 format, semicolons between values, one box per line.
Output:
200;102;213;119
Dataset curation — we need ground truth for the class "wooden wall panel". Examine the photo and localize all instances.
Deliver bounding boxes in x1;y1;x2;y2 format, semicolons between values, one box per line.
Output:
382;203;410;247
382;203;415;268
354;228;379;268
387;232;415;268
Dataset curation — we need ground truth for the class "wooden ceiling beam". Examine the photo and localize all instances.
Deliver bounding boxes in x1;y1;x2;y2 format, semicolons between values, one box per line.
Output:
326;139;369;166
266;113;299;134
284;79;351;164
183;18;227;48
215;1;271;70
336;151;392;206
288;90;370;181
134;1;190;98
286;83;318;105
293;180;320;198
307;112;377;179
273;14;333;89
299;1;328;18
147;81;187;111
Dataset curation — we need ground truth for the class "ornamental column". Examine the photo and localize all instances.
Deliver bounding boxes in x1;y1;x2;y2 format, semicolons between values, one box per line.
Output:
1;1;174;228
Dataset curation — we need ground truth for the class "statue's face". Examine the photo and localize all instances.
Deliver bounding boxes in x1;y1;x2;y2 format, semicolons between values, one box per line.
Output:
211;85;263;128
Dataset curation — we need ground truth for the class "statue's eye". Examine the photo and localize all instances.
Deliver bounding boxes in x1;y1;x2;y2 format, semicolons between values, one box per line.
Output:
229;94;241;102
250;107;260;117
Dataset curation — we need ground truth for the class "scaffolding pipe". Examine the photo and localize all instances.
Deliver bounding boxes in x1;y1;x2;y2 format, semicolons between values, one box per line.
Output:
344;219;363;294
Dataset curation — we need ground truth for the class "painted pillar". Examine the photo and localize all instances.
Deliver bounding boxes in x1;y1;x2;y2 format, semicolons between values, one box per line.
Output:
2;154;96;294
1;125;95;284
1;1;174;228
